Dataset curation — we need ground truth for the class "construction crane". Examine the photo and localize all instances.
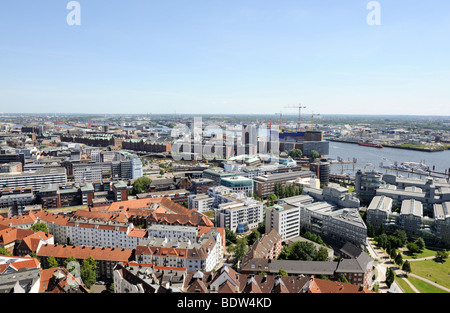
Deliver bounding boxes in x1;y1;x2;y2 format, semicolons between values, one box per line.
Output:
311;113;320;130
285;103;307;131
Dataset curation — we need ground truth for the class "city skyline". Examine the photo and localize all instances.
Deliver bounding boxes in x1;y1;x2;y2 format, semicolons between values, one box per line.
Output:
1;1;449;116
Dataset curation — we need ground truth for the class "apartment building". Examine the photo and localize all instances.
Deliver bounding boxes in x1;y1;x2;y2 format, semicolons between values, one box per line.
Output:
241;229;282;264
253;171;314;199
136;227;224;272
433;202;450;246
265;203;301;241
37;243;134;280
399;199;423;237
73;167;103;184
215;196;264;233
0;168;67;191
147;224;198;243
366;195;393;230
300;200;367;248
207;185;233;207
190;178;216;194
188;194;214;213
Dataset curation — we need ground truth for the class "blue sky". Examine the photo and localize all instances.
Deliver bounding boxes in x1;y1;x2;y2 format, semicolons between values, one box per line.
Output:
0;0;449;115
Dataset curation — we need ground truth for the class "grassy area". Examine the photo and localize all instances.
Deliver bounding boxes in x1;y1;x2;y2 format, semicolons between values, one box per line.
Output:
395;276;416;293
407;276;448;293
401;247;443;259
408;259;450;289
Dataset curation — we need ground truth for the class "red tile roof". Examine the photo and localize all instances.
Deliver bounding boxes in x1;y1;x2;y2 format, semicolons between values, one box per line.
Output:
0;255;40;274
306;276;372;293
37;244;133;262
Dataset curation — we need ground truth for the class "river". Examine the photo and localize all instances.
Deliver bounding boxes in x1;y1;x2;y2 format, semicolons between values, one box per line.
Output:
327;141;450;180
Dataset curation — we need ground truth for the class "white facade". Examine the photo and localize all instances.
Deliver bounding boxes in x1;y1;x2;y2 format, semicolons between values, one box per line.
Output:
188;194;214;213
265;204;301;241
130;157;143;179
215;197;264;233
147;224;198;242
91;149;102;163
66;223;140;249
73;167;103;184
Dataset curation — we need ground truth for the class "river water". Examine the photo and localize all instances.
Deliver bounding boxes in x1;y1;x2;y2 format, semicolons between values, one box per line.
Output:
327;141;450;180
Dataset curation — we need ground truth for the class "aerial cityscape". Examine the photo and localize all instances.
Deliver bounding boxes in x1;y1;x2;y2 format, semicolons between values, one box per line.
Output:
0;0;449;305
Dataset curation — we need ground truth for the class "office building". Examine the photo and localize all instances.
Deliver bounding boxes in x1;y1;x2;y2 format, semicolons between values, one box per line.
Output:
220;176;254;195
0;168;67;191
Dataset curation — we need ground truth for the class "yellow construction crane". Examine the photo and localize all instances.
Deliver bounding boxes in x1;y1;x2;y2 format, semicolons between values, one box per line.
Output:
285;103;307;131
311;113;320;130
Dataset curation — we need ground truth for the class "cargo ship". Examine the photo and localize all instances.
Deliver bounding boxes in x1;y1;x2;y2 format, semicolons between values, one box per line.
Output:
358;142;383;148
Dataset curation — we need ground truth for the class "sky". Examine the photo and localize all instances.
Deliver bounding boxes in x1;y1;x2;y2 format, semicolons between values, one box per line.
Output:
0;0;449;116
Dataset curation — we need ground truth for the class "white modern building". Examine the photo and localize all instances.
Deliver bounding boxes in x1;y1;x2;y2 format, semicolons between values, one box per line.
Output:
265;203;302;241
188;194;215;213
215;196;264;233
0;168;67;191
73;167;103;184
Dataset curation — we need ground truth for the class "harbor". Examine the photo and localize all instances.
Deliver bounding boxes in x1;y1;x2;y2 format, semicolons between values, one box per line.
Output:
327;141;450;182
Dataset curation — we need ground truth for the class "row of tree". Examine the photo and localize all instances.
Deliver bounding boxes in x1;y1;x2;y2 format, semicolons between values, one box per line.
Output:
278;240;329;262
274;182;303;199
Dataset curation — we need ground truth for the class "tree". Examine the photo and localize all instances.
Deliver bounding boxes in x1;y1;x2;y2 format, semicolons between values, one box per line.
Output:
415;237;425;251
367;223;375;238
266;193;278;207
338;274;349;283
159;169;165;176
80;256;97;288
277;269;288;277
46;256;58;269
247;229;261;246
315;247;329;262
0;247;12;256
225;227;237;245
63;256;77;268
394;253;403;266
309;150;319;159
288;149;302;159
258;271;267;276
402;260;411;276
406;242;420;255
234;237;248;263
131;176;151;195
393;230;408;246
376;233;388;249
257;220;265;235
435;250;448;263
385;267;395;287
288;241;316;261
30;222;49;233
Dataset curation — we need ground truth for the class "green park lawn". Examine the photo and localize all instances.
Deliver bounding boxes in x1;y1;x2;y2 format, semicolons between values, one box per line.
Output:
408;259;450;290
395;276;416;293
406;276;448;293
401;247;444;259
